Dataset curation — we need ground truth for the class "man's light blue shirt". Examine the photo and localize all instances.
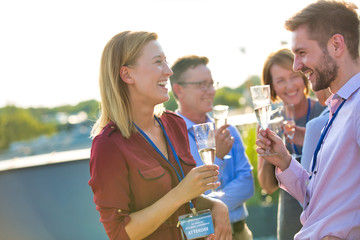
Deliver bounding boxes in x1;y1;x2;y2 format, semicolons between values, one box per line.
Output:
176;111;254;223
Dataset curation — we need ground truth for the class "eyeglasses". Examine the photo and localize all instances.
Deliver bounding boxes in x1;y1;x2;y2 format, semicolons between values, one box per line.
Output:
177;80;219;92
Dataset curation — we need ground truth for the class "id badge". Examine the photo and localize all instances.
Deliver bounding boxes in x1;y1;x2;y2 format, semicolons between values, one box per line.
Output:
178;209;214;240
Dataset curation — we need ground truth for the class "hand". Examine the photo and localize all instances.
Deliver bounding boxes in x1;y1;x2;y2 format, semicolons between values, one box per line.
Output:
215;124;234;159
175;165;220;204
210;198;232;240
256;128;292;171
291;125;306;146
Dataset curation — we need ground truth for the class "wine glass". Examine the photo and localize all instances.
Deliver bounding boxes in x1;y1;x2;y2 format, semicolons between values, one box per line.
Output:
250;85;272;130
269;114;285;143
213;105;229;129
193;122;220;196
213;105;231;160
193;122;216;166
250;85;276;156
282;104;301;159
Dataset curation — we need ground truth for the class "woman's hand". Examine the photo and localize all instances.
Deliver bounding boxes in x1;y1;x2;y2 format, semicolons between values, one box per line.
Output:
291;125;306;146
175;165;220;204
197;196;232;240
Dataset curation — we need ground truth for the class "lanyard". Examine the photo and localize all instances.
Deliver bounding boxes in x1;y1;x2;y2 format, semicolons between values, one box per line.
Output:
309;99;346;180
293;98;311;155
133;116;196;212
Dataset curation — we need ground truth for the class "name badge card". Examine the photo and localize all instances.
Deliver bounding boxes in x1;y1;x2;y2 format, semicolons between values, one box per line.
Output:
178;209;214;239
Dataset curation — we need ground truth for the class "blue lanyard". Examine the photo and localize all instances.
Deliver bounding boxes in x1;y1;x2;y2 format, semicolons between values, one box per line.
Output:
293;98;311;155
309;99;346;180
133;116;195;211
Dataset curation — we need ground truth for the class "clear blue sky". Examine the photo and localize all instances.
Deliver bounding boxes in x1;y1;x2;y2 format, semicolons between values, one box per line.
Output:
1;0;335;108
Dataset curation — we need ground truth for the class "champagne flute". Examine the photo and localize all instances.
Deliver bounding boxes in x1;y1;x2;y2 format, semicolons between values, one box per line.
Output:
269;114;285;143
213;105;231;160
250;85;272;130
193;122;219;196
213;105;229;129
282;104;301;159
250;85;276;156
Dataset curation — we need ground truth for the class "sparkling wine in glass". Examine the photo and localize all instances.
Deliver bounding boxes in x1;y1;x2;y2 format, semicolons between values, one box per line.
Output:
250;85;277;156
193;122;221;196
254;105;272;130
193;122;216;166
213;105;229;129
250;85;272;130
198;148;216;165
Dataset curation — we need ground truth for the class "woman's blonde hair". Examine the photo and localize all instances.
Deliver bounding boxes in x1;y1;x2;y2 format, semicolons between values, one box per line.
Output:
91;31;159;138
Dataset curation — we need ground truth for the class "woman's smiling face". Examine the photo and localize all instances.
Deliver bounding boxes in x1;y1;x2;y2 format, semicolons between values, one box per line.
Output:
128;40;173;106
270;63;306;105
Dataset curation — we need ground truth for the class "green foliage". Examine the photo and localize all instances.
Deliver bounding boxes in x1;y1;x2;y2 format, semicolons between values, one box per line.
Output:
237;124;260;205
0;100;100;150
164;91;178;112
238;124;278;206
27;100;100;122
0;106;57;150
214;88;241;108
54;100;100;120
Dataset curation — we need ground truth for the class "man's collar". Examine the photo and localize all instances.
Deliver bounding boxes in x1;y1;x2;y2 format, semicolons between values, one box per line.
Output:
175;110;212;131
335;72;360;100
326;72;360;107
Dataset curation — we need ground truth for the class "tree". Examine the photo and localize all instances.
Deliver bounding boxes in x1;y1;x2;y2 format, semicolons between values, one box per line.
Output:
0;106;56;150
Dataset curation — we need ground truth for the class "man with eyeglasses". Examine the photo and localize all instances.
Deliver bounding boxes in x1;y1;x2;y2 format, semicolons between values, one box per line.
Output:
170;55;254;240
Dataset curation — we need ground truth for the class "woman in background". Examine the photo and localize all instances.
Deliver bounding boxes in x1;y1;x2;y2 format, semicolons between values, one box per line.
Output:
88;31;231;240
257;48;325;240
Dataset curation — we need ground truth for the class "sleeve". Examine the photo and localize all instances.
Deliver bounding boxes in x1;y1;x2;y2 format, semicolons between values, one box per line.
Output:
275;157;310;204
212;126;254;210
88;136;131;240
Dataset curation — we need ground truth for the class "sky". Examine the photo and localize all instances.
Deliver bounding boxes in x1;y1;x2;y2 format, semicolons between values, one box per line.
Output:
2;0;358;108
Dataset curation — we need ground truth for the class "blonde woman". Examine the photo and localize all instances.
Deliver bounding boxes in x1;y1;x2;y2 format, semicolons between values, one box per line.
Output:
88;31;231;240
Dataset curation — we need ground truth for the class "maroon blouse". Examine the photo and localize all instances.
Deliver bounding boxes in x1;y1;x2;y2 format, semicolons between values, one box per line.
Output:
89;111;197;239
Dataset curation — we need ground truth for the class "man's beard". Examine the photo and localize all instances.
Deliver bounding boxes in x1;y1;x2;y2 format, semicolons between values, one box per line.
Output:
312;51;338;91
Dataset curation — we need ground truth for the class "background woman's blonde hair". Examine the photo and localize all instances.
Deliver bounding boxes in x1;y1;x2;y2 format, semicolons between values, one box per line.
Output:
91;31;159;138
262;48;309;102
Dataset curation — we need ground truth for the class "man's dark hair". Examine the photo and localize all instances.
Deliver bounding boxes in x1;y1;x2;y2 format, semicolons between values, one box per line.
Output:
285;0;359;59
170;55;209;99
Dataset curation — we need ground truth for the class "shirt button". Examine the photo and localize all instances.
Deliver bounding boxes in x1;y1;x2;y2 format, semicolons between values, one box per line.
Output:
111;126;115;129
